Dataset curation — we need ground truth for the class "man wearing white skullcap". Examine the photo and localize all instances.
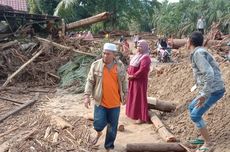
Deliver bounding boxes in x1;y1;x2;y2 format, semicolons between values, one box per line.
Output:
84;43;128;151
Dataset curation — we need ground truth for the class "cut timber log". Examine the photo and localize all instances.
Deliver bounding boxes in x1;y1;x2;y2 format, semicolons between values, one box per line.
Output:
126;143;186;152
0;40;18;51
66;12;110;31
149;111;177;142
2;47;44;87
147;97;176;112
0;93;39;123
35;36;97;57
172;39;229;49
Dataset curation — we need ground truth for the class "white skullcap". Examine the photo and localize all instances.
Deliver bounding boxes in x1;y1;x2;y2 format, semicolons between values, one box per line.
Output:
103;43;117;52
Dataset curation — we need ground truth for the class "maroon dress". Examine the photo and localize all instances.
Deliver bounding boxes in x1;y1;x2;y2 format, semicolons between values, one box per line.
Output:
126;56;151;122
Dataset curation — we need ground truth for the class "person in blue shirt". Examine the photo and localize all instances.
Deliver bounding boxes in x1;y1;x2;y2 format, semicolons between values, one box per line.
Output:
187;31;225;152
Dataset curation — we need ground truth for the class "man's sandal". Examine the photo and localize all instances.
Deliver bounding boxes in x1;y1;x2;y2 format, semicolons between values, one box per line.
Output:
189;139;204;145
196;146;214;152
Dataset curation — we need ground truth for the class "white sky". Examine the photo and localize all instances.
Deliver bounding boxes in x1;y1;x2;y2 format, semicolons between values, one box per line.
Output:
157;0;179;3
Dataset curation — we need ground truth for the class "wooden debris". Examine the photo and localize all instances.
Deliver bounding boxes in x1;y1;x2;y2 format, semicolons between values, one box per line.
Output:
0;129;37;152
0;93;39;123
2;46;45;87
0;126;18;138
35;36;97;57
149;111;177;142
148;97;176;112
52;132;59;143
126;143;187;152
118;124;125;132
0;40;18;51
44;126;52;139
50;115;73;129
0;97;24;104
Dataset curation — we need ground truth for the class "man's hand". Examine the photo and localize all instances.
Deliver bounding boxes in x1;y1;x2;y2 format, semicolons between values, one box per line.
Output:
84;95;91;109
195;96;206;108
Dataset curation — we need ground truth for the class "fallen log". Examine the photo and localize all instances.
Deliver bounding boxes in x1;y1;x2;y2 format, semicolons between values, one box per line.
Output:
149;111;177;142
0;93;39;123
35;36;97;57
172;38;229;49
148;97;176;112
0;40;18;51
126;143;186;152
2;47;45;87
65;12;110;31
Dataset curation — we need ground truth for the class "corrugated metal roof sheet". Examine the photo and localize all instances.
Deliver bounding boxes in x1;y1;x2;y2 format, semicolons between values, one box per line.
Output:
0;0;28;11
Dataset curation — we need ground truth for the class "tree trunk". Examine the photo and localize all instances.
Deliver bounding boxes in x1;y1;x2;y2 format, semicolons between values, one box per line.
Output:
172;39;229;49
148;97;176;112
66;12;110;31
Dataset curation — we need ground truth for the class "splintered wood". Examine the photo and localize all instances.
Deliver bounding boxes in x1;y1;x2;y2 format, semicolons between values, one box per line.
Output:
0;112;93;152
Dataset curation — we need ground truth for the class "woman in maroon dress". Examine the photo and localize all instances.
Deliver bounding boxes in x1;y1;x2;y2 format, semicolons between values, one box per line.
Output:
126;40;151;124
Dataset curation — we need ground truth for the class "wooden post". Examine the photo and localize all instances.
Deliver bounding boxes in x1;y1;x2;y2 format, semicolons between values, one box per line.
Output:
126;143;186;152
149;111;177;142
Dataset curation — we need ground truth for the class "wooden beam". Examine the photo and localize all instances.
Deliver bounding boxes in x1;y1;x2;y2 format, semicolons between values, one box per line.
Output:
0;93;39;123
35;36;97;57
126;143;186;152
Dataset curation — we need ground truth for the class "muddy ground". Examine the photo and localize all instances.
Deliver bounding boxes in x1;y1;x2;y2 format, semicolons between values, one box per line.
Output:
0;37;229;152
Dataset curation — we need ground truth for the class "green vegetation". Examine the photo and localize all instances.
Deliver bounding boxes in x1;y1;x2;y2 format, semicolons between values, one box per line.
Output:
27;0;230;37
